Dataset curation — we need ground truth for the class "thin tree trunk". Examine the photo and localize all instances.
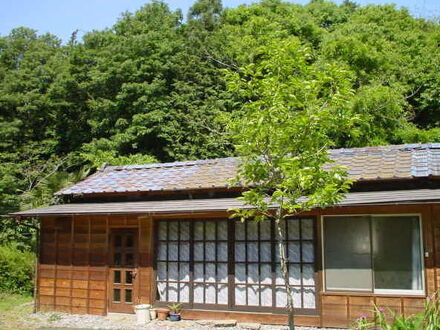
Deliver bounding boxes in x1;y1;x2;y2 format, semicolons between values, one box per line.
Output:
275;208;295;330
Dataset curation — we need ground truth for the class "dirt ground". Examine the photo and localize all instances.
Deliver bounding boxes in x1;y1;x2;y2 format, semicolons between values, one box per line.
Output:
0;294;337;330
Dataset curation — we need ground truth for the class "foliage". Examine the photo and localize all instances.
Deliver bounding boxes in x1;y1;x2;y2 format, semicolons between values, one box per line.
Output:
167;302;183;314
0;244;35;295
226;37;354;220
352;292;440;329
0;0;439;250
225;37;353;329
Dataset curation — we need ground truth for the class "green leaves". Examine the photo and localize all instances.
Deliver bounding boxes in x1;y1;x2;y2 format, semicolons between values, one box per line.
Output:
0;0;439;251
225;37;354;219
0;244;35;295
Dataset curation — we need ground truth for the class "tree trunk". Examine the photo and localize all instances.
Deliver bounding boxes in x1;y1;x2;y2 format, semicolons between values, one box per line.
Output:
275;209;295;330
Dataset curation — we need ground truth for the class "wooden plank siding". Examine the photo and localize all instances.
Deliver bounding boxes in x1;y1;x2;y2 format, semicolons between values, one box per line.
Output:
37;215;154;315
36;203;440;328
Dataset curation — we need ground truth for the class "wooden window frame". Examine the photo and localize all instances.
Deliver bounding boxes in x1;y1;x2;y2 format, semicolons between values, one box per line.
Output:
154;217;318;315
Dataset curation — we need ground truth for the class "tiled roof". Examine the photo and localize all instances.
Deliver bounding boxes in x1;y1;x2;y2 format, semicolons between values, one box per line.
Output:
56;144;440;196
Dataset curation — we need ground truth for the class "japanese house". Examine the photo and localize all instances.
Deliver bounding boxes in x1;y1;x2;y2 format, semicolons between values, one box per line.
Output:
8;143;440;328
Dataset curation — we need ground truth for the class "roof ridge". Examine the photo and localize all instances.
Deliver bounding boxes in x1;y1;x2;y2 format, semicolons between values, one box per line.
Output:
104;144;439;171
104;156;239;171
329;143;437;154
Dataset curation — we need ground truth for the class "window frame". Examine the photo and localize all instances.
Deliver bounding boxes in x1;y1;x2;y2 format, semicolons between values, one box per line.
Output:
153;217;319;314
321;214;425;296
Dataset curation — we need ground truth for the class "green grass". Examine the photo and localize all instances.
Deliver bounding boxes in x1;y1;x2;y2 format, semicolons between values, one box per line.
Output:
0;292;33;311
0;293;34;329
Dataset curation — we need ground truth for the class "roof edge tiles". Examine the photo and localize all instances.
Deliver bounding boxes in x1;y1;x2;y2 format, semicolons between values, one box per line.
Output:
55;143;440;196
10;189;440;217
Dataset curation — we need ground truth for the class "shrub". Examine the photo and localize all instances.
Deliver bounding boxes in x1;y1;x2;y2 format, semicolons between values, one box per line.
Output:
0;244;35;295
352;292;440;329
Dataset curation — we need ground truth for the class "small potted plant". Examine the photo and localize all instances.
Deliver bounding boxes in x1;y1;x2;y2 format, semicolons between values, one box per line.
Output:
167;303;183;321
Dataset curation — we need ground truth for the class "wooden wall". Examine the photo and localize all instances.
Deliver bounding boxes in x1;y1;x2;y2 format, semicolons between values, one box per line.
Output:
433;205;440;295
36;203;440;328
37;214;154;315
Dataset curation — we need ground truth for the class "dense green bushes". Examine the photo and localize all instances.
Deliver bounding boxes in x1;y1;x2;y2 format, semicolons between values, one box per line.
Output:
0;245;35;295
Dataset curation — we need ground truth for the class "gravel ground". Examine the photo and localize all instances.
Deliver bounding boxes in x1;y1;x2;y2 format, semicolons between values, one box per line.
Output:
20;311;340;330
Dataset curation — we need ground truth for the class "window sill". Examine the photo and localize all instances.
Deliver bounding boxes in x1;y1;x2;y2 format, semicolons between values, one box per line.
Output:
321;291;426;298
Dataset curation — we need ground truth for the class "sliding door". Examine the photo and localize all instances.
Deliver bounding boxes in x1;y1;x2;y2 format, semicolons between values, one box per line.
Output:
324;215;424;294
155;218;317;314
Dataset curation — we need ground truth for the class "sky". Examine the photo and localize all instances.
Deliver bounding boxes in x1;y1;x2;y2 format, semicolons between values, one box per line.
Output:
0;0;438;43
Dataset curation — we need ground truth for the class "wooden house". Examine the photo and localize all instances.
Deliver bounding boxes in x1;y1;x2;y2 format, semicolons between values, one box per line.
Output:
9;144;440;328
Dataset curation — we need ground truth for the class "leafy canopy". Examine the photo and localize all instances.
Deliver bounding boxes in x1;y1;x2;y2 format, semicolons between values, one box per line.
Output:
225;38;354;219
0;0;439;251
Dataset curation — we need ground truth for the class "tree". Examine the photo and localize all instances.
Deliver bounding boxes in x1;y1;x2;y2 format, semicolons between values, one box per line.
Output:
224;38;354;329
1;0;439;252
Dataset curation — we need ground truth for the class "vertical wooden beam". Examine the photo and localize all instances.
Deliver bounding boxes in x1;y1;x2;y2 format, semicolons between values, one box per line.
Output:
34;218;41;313
433;205;440;292
70;216;74;313
138;216;142;304
53;218;58;311
138;215;155;304
87;216;91;314
315;211;323;329
400;296;404;317
420;205;435;295
149;217;155;304
228;219;235;310
104;215;109;314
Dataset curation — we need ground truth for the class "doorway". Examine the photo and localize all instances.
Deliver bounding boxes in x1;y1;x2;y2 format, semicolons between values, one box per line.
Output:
108;229;138;313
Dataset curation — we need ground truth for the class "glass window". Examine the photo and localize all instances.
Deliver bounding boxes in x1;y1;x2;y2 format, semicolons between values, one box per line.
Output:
114;270;121;284
113;253;121;266
324;215;423;293
324;216;372;291
125;271;133;284
113;288;121;302
155;218;317;311
114;235;122;247
125;289;132;303
156;221;195;304
126;235;134;248
125;253;134;266
373;216;423;291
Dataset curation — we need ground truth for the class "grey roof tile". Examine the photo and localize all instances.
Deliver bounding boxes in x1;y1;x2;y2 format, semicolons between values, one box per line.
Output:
12;189;440;217
56;144;440;196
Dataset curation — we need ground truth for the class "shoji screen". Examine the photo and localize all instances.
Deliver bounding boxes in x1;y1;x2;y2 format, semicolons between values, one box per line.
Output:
155;217;317;312
193;220;229;305
234;218;316;310
156;220;190;303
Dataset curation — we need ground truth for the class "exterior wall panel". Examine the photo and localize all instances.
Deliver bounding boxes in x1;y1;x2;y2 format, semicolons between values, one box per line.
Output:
35;203;440;328
318;204;435;328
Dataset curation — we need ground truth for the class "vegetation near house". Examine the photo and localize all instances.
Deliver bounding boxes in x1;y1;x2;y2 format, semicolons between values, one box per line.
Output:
225;37;353;328
0;244;35;295
1;0;439;226
0;0;439;327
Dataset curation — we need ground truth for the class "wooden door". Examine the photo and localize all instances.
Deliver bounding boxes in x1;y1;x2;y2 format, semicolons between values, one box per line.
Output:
108;229;138;313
